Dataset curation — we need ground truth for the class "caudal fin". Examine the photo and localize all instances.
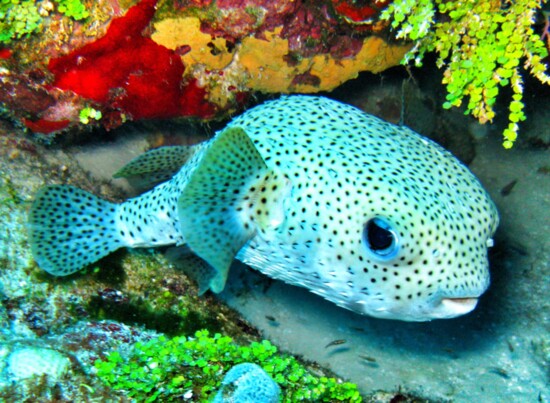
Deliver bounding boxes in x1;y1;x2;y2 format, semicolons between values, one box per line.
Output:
28;185;123;276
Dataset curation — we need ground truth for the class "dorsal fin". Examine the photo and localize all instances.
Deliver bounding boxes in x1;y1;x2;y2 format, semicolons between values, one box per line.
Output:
177;127;290;293
113;145;202;189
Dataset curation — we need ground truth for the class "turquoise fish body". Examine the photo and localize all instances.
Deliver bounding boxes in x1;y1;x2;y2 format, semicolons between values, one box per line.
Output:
29;96;499;321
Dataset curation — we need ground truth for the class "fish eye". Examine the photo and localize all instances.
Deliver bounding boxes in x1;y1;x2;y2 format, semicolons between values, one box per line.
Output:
363;217;399;261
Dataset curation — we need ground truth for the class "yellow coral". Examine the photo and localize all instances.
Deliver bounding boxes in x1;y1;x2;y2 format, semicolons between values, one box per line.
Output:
152;17;234;71
152;16;410;107
239;28;410;93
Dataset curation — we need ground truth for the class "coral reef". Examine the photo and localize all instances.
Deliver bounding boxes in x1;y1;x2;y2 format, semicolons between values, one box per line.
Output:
48;0;216;126
1;0;547;142
152;0;410;101
5;346;70;381
1;1;548;400
1;0;89;45
0;320;160;401
0;0;409;135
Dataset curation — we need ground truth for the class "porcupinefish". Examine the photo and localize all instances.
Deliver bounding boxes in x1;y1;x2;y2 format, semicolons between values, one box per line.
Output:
28;96;499;321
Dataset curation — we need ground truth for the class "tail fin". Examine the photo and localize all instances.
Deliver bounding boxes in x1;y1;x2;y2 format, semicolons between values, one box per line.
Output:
28;185;123;276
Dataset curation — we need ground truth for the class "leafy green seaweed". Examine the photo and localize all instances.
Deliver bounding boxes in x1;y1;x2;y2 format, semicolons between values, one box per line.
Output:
95;330;362;402
382;0;549;148
0;0;88;44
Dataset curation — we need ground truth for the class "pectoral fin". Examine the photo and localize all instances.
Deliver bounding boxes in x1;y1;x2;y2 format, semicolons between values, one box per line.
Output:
177;127;290;293
166;247;218;296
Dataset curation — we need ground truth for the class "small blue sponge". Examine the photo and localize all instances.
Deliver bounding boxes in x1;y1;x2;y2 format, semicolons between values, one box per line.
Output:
214;363;280;403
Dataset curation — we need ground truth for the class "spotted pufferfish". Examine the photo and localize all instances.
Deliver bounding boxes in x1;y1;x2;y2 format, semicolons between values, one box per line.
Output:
28;96;499;321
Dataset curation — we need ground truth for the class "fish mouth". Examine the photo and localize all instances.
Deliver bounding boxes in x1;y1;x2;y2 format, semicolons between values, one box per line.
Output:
355;296;481;321
439;297;479;316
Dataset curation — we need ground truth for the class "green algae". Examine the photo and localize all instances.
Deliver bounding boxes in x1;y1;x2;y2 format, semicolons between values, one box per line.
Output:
0;0;89;44
95;329;362;402
381;0;549;148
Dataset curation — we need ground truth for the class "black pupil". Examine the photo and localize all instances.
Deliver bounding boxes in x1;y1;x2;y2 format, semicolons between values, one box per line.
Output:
367;220;393;251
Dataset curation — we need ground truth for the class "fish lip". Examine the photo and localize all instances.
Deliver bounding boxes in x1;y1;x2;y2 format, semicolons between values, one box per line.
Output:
357;296;481;321
439;297;479;315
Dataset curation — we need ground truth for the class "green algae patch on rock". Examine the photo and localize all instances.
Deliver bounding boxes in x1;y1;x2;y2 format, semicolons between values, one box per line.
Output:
95;329;362;402
83;250;232;336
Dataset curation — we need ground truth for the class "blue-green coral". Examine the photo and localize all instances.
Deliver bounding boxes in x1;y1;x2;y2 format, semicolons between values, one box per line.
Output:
382;0;550;148
0;0;89;44
213;363;280;403
94;330;362;402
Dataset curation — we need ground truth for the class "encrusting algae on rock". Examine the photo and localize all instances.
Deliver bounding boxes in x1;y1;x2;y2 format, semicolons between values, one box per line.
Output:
28;96;499;322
